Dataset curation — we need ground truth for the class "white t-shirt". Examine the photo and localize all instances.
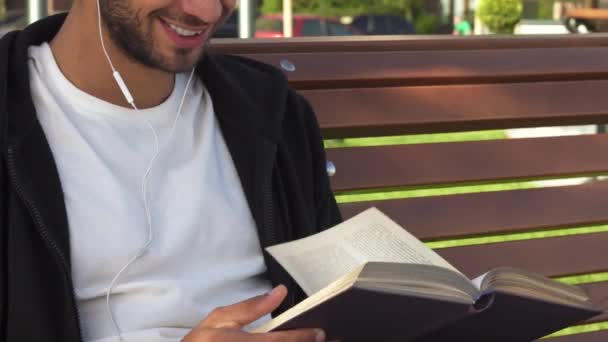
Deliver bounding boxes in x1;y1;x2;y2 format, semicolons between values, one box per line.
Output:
28;43;272;342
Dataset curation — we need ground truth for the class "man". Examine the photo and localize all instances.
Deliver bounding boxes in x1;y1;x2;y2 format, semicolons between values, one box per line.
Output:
0;0;341;341
453;15;472;36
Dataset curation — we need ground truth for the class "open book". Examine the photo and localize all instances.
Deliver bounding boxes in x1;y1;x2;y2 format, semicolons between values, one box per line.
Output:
252;208;602;341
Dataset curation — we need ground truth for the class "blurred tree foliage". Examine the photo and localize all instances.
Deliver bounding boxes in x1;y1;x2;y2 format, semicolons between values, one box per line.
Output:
0;0;6;20
262;0;411;16
537;0;554;19
261;0;442;33
478;0;523;33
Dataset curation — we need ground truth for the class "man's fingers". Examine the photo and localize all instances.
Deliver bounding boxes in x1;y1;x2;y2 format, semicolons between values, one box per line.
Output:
187;328;326;342
201;285;288;329
191;286;327;342
259;328;326;342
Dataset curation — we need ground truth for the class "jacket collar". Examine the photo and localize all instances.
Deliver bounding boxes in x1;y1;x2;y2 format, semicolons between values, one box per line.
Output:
198;52;289;247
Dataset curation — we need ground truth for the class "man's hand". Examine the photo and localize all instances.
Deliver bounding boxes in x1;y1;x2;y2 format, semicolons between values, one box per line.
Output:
182;285;326;342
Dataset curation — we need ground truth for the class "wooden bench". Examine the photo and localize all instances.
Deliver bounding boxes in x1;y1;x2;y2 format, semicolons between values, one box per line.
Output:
210;34;608;341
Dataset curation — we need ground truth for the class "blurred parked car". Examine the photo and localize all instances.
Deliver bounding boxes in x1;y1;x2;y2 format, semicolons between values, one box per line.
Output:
255;14;360;38
564;8;608;33
351;14;415;35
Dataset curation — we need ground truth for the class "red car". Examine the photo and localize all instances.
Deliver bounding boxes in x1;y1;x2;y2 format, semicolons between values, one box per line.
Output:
255;14;360;38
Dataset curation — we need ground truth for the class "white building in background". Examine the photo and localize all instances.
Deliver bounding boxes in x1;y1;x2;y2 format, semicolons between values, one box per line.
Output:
514;20;569;34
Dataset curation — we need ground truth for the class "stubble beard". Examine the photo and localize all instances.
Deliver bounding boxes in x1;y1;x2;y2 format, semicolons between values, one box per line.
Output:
98;0;208;73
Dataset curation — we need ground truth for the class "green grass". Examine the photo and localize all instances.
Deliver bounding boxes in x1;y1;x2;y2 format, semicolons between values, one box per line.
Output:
545;322;608;338
325;130;508;149
425;224;608;249
335;181;535;203
558;272;608;286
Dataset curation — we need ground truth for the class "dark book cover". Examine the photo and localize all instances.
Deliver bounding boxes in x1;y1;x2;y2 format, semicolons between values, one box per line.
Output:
272;284;472;342
413;290;602;342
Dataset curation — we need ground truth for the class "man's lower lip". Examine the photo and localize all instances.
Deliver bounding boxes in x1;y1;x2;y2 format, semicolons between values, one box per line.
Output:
160;19;207;49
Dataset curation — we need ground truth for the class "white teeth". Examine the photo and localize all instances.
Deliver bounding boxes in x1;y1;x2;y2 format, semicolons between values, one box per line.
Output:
167;23;202;37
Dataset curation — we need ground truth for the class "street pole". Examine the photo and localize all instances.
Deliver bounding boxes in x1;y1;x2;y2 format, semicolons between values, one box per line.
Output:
283;0;293;37
27;0;47;24
449;0;455;25
239;0;256;38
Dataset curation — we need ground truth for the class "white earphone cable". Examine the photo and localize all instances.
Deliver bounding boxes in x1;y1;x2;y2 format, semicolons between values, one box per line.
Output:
103;70;196;342
96;1;197;340
96;0;117;74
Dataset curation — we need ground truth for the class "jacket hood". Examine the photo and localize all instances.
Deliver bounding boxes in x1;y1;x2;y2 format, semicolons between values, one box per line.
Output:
0;13;291;150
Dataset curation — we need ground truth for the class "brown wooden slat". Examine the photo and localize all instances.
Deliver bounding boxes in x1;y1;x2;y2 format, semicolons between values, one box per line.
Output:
234;48;608;89
339;181;608;240
545;329;608;342
538;282;608;341
311;81;608;138
328;135;608;192
437;232;608;279
209;34;608;55
581;282;608;324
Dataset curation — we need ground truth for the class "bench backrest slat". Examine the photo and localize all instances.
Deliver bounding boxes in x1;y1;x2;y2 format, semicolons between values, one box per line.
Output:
438;232;608;278
239;48;608;89
551;329;608;342
328;135;608;192
340;181;608;240
582;283;608;324
210;35;608;54
303;80;608;138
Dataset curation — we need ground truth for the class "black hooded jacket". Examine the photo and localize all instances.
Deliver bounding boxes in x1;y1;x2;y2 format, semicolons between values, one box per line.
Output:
0;14;341;341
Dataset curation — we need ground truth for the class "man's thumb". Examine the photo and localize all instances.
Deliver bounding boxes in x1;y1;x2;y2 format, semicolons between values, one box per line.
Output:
201;285;288;329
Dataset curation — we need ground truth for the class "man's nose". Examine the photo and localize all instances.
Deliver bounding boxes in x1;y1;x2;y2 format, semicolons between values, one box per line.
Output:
179;0;223;24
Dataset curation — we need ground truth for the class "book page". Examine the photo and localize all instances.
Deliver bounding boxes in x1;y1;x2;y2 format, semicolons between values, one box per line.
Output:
474;267;592;306
472;272;489;290
266;207;461;295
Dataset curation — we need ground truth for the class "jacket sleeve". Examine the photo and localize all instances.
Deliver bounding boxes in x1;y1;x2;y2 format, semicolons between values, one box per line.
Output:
291;90;343;232
0;128;5;339
269;90;343;315
0;31;14;339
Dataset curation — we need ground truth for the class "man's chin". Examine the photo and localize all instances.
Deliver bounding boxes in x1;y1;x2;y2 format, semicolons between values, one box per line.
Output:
168;48;206;72
155;54;204;73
